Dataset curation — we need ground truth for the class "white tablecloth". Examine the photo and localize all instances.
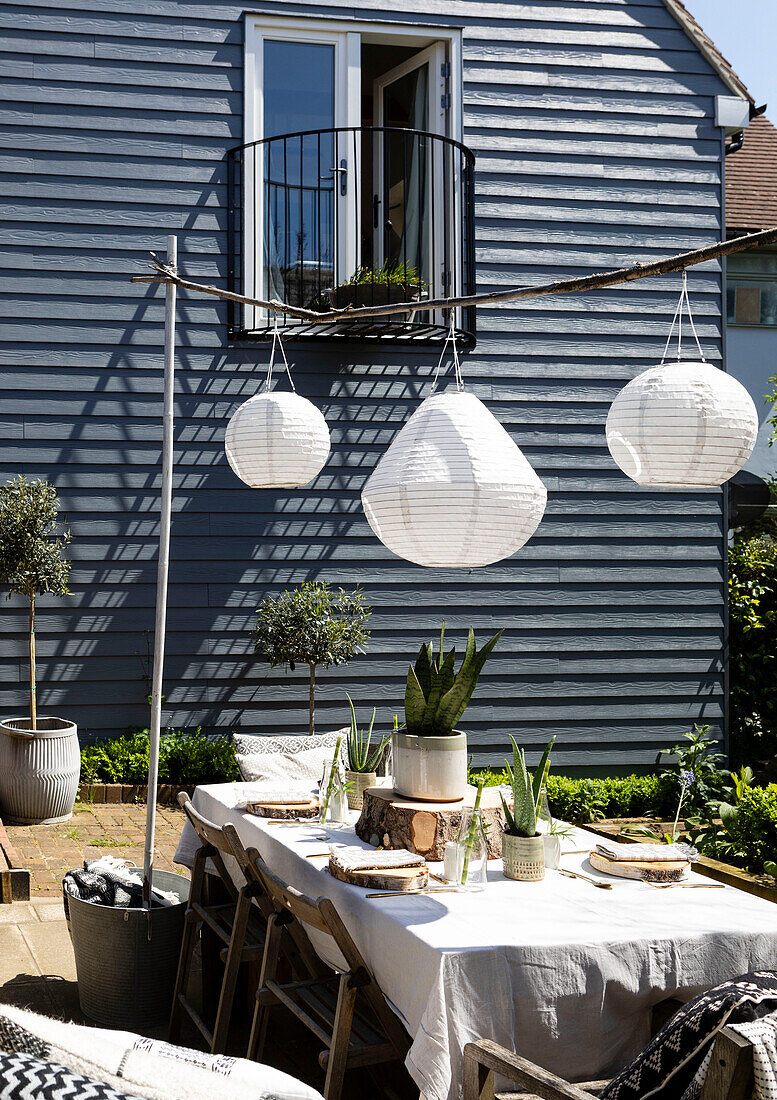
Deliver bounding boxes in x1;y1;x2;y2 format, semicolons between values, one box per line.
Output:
174;783;777;1100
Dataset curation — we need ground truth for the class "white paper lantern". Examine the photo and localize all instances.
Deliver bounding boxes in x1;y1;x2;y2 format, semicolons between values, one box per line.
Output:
361;390;547;568
606;360;758;489
224;390;330;488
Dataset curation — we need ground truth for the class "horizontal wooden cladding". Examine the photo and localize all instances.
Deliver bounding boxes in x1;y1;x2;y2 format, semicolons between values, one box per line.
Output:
0;0;732;756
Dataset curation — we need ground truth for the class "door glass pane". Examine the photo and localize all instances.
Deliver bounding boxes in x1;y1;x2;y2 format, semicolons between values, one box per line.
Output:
263;40;335;308
381;66;429;291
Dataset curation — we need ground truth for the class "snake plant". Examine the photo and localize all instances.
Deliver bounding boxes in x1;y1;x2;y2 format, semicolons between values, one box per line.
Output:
404;623;502;737
501;735;556;838
345;693;391;773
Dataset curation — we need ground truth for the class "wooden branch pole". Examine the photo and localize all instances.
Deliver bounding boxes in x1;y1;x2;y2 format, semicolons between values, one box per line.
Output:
143;234;177;908
131;226;777;324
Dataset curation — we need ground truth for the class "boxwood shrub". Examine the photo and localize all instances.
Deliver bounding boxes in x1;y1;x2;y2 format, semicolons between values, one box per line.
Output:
80;728;240;786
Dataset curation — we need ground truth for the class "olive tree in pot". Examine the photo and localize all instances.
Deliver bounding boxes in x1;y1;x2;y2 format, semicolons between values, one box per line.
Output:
394;624;502;802
0;476;79;825
500;736;555;881
254;581;371;736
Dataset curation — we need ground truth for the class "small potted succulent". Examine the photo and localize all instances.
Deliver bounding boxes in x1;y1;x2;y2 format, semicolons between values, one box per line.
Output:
500;736;555;881
344;694;390;810
326;262;425;310
395;623;502;802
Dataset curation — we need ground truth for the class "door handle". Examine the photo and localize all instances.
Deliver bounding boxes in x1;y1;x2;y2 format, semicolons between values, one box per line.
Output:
373;194;380;229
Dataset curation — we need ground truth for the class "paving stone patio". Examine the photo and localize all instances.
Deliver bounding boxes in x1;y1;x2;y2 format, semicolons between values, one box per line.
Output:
3;801;186;896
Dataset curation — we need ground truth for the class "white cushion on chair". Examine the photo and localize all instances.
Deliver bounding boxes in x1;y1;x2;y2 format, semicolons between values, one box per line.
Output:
0;1005;324;1100
232;729;348;759
235;729;348;785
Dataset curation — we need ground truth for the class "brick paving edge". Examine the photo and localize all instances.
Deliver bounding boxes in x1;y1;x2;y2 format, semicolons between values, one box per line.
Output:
78;783;195;806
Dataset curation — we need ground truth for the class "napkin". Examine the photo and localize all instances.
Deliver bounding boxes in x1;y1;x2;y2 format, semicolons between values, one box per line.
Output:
595;842;697;863
329;847;426;873
235;784;317;809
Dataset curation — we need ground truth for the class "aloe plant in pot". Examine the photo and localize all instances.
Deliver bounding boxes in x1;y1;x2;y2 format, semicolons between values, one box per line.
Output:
345;694;391;810
500;736;555;881
395;623;502;802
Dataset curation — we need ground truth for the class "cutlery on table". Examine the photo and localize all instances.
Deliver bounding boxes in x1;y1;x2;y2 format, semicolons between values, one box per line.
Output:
644;880;725;890
366;888;459;899
557;868;613;890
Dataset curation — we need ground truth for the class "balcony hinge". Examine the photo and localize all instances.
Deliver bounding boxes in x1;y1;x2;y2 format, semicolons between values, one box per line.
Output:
441;93;451;110
441;61;450;79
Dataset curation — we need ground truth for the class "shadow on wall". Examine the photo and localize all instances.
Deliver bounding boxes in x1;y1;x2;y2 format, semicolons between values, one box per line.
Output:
7;245;449;741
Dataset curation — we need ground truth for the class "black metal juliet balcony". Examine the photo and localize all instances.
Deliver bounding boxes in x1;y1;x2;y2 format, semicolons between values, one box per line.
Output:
226;126;476;346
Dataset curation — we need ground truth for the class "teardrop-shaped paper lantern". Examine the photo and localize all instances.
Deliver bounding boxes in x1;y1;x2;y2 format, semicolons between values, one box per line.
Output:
606;360;758;489
361;390;547;567
225;391;330;488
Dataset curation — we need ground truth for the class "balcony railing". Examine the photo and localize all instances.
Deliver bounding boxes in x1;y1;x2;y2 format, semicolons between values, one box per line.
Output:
227;126;476;345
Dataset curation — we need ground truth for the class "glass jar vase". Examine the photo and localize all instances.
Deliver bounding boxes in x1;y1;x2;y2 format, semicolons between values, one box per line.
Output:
456;808;488;892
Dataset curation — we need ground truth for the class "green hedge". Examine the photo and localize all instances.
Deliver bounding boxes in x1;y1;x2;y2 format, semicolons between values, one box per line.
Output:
80;729;240;786
470;769;678;825
718;786;777;875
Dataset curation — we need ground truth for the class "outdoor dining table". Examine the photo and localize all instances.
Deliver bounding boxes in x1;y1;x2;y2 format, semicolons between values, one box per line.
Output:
174;782;777;1100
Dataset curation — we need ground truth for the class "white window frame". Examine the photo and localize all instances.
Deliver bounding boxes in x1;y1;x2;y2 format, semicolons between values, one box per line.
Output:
243;14;462;329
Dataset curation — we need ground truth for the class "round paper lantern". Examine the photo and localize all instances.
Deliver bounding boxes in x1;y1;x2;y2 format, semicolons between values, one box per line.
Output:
224;391;330;488
361;390;547;568
605;360;758;489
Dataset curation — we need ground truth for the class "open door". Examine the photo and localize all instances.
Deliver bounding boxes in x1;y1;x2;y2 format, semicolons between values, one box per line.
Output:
372;43;447;299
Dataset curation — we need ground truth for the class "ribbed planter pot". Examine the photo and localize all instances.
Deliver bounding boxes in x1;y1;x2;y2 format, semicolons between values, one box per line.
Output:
502;832;545;881
65;869;190;1029
392;731;467;802
345;770;376;811
0;717;80;825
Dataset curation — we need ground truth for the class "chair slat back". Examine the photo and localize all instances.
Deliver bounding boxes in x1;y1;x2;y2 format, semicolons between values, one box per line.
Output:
178;792;238;899
245;848;331;934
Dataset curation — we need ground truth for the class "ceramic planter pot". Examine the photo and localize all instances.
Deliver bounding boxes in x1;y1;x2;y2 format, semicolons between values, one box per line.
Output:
543;834;562;870
502;832;545;881
391;731;467;802
345;770;376;811
0;717;80;824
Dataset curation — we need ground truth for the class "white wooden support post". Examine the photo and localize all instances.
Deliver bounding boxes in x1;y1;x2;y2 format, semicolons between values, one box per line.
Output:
143;234;177;906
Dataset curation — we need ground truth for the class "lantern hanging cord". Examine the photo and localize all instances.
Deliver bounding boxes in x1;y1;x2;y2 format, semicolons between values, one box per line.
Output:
264;314;296;393
660;270;706;365
431;312;464;393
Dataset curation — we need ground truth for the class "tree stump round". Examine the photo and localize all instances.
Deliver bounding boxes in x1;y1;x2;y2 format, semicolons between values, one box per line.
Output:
355;786;507;860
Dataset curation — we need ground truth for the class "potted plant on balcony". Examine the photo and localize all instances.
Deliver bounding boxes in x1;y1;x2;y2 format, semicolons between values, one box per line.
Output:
500;736;555;881
344;693;391;810
326;262;425;310
0;476;80;824
394;623;502;802
254;581;371;737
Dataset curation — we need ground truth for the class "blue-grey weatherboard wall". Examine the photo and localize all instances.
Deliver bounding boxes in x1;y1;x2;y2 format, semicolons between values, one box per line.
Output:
2;0;734;768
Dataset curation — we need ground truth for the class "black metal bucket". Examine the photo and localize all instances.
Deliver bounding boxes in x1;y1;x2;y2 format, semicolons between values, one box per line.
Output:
65;869;190;1030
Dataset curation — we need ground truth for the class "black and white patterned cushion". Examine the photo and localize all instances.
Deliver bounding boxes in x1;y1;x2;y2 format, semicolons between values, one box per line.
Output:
0;1049;141;1100
232;729;348;758
602;970;777;1100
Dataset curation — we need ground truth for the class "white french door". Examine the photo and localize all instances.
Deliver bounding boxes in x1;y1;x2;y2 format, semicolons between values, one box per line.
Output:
244;25;359;326
373;43;447;300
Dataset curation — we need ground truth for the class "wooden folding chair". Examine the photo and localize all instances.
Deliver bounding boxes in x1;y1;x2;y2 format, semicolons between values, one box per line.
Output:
239;846;410;1100
462;1028;754;1100
169;793;271;1053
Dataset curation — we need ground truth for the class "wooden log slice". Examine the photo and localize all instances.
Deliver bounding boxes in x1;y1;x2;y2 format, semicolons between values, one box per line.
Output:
589;851;689;883
246;799;320;820
355;786;507;861
328;861;429;891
